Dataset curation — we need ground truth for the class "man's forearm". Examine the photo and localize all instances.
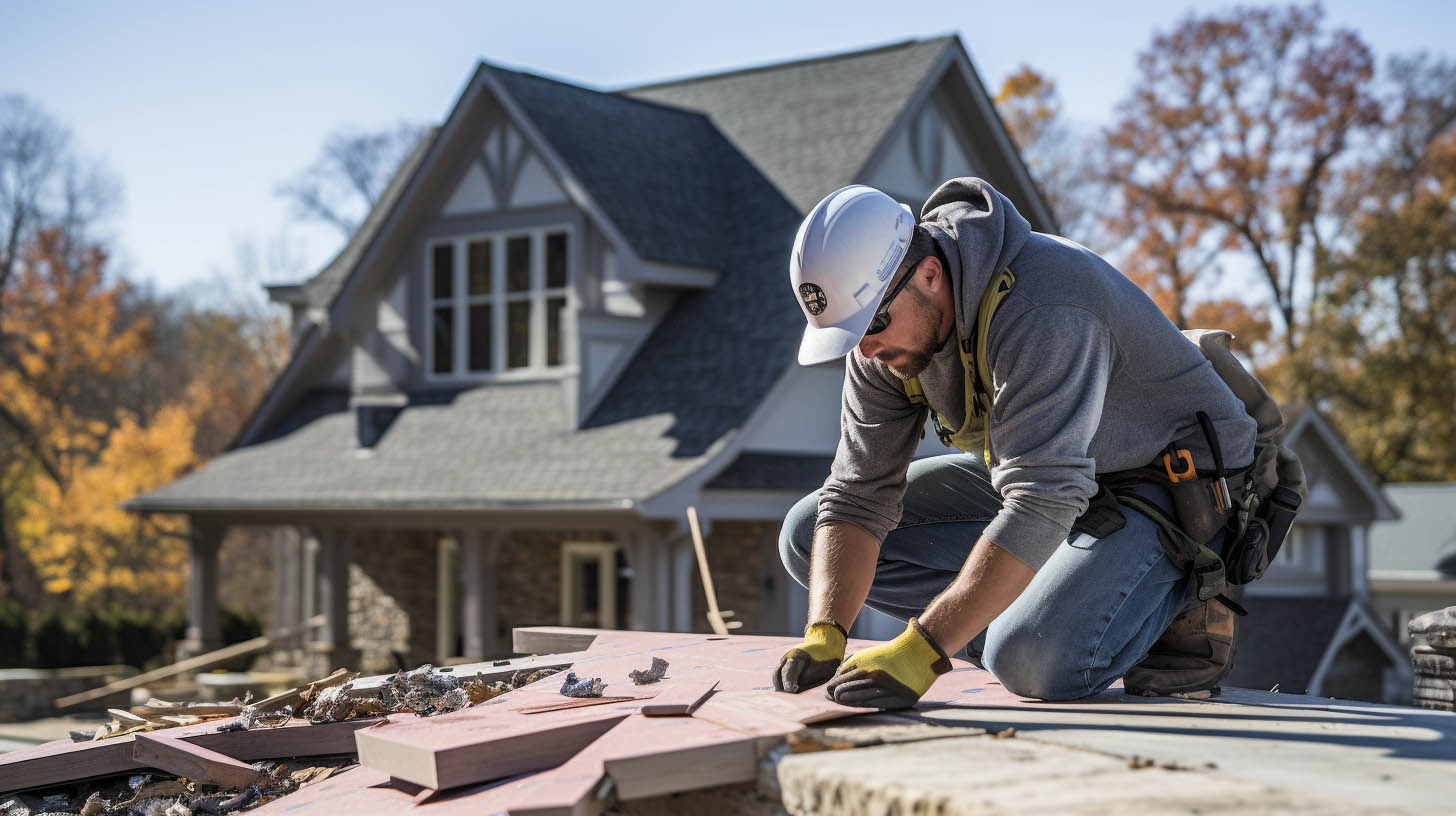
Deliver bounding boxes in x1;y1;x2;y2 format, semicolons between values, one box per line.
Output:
807;520;880;630
918;536;1034;656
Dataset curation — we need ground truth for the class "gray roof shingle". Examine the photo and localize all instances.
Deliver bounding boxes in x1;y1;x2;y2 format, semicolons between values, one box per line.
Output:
624;38;954;213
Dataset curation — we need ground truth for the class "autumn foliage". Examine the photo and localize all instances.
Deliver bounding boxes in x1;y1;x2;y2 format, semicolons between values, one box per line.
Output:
0;228;285;610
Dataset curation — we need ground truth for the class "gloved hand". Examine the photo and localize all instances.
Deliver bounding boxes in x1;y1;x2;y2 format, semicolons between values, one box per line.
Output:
772;621;847;693
825;618;952;709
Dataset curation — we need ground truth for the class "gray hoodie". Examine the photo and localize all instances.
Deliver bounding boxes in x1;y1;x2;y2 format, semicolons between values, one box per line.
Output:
816;178;1257;571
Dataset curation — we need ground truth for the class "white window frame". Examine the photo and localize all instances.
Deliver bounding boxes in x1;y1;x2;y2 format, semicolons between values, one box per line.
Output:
560;542;620;629
1278;524;1326;572
425;224;573;381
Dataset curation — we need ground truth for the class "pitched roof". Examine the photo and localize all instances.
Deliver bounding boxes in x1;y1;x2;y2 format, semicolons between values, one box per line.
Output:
297;128;439;308
1227;596;1351;694
705;453;835;491
131;62;803;514
492;68;744;271
132;382;728;512
131;37;1025;515
624;37;955;213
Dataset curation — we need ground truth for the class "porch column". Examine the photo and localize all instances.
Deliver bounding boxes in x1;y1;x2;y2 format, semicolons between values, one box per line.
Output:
271;527;305;659
670;533;695;632
460;530;501;659
620;531;652;632
313;528;358;668
181;519;224;657
436;535;459;663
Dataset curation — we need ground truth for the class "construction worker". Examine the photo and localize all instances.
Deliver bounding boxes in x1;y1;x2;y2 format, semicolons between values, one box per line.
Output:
772;178;1262;709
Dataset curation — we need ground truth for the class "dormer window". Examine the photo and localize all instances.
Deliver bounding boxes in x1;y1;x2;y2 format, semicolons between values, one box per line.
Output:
428;227;570;377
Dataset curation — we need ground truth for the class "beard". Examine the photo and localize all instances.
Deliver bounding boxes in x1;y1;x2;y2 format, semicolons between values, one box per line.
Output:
877;288;947;381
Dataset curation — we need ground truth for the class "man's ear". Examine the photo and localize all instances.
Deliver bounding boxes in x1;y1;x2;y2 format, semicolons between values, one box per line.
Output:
918;254;945;290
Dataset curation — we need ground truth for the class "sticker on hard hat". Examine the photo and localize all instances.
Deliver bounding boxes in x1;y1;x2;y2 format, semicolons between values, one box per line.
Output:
799;283;828;316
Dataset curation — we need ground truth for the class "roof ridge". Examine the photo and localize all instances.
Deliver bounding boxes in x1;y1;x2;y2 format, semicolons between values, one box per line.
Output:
618;35;955;94
486;62;714;119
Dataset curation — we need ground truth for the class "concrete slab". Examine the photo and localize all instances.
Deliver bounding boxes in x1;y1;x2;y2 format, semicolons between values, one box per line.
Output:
814;685;1456;814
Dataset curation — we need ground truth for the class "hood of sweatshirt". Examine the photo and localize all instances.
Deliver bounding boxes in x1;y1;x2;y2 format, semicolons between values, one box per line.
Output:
918;178;1032;335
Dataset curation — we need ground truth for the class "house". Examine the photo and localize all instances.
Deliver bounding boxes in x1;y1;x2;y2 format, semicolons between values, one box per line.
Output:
123;37;1057;674
1367;483;1456;659
1226;408;1409;703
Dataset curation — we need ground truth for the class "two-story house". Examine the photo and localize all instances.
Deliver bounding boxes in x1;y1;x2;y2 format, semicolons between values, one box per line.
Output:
125;37;1058;673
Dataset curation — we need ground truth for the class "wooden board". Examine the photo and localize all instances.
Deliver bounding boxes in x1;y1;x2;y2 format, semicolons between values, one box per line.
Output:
511;626;603;655
640;680;718;716
0;716;374;793
132;732;261;789
353;708;630;790
346;652;589;697
55;615;325;710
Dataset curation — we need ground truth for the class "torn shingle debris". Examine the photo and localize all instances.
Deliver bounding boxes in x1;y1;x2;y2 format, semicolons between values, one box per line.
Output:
629;657;669;685
560;672;606;698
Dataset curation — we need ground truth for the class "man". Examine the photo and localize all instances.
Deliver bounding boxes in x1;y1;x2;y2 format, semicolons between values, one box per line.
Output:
772;178;1258;709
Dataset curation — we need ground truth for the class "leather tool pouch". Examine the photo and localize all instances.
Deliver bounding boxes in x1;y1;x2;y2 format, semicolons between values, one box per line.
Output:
1070;484;1128;540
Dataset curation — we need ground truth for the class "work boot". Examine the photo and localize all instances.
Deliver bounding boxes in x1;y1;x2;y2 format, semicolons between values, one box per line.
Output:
1123;597;1237;699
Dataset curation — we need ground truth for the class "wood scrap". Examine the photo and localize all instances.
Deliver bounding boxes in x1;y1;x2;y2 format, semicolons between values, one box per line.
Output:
131;732;262;789
54;614;326;710
687;506;742;634
641;680;718;716
510;627;601;655
353;708;629;790
518;695;640;714
0;716;376;793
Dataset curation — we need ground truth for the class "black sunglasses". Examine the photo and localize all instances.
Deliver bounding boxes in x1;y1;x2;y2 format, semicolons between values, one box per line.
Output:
864;266;915;336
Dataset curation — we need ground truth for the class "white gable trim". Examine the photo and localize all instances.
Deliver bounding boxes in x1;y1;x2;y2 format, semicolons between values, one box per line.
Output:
852;41;1058;233
327;62;672;329
1306;600;1412;697
1287;410;1399;522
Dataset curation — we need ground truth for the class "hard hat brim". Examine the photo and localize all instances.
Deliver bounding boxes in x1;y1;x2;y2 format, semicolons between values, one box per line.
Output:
797;303;878;366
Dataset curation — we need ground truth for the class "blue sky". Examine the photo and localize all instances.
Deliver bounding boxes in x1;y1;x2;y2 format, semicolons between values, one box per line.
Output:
4;0;1453;296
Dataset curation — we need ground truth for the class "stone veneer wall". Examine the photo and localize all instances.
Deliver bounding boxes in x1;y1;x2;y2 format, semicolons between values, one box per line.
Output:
497;529;615;638
691;521;770;634
348;530;438;674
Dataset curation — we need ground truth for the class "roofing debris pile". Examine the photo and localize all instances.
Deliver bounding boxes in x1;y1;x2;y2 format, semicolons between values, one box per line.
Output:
1410;606;1456;711
0;660;569;815
0;760;352;816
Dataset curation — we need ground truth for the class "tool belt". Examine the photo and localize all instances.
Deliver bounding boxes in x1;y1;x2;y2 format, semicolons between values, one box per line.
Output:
1071;410;1303;616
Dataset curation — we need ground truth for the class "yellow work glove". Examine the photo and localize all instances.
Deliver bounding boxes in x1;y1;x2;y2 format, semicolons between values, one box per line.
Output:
772;621;847;693
825;618;952;710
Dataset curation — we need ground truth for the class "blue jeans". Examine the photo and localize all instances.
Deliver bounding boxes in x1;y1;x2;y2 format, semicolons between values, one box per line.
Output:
779;454;1202;701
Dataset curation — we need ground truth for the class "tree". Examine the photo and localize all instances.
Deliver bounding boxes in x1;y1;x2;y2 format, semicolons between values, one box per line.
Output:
0;228;194;607
0;96;120;600
1277;54;1456;480
276;121;428;237
994;66;1105;246
1101;4;1382;355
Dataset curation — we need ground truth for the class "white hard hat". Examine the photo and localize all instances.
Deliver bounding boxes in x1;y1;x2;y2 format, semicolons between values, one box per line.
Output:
789;185;915;365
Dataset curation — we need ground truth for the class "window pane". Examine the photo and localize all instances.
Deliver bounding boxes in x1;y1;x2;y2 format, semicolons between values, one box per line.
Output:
546;232;568;288
507;235;531;292
546;295;567;366
468;239;492;295
432;306;454;374
507;300;531;368
432;244;453;300
468;304;492;371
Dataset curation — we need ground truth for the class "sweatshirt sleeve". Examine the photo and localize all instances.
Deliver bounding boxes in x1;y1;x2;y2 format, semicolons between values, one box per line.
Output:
815;350;925;541
981;303;1113;570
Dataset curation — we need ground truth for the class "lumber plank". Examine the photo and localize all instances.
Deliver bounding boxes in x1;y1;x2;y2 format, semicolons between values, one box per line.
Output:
0;716;374;793
511;626;603;655
345;651;587;697
640;680;718;716
354;708;629;790
132;732;261;789
55;615;325;710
